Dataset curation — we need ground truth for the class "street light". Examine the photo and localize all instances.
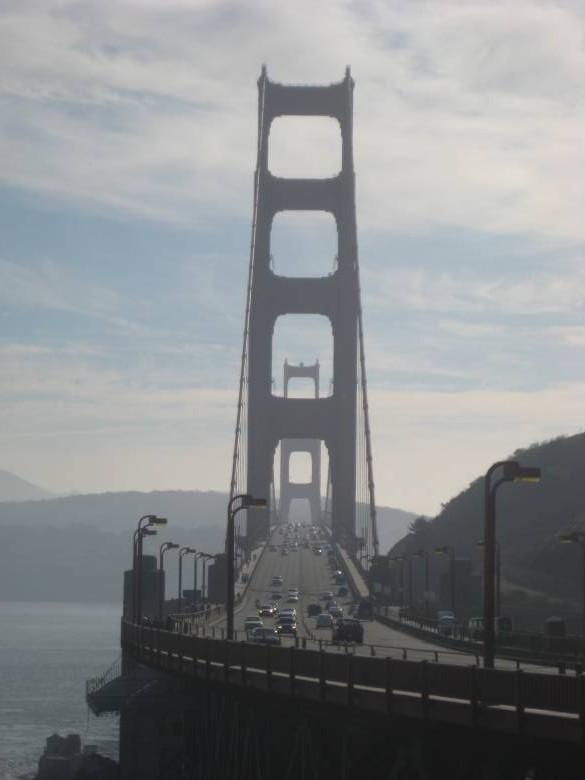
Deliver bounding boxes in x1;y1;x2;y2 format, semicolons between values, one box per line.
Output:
227;494;267;639
483;460;541;668
412;550;430;617
201;553;216;602
477;539;501;618
158;542;179;622
388;556;404;609
559;531;585;635
135;527;159;622
435;545;455;617
132;514;168;622
193;551;210;605
178;547;197;615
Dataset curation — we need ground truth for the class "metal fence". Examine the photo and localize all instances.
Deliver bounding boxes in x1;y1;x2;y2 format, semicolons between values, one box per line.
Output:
121;620;585;744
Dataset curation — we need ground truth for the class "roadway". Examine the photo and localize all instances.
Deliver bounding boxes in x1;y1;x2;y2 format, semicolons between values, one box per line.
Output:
227;527;481;666
221;526;566;675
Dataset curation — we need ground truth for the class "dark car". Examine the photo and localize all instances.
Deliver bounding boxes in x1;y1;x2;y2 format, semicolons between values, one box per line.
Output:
338;586;349;597
249;627;281;646
332;618;364;644
307;603;322;617
275;616;298;636
355;601;375;620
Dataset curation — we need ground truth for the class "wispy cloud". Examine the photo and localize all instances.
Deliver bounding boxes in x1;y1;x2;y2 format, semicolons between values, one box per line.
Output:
0;1;583;240
364;265;585;315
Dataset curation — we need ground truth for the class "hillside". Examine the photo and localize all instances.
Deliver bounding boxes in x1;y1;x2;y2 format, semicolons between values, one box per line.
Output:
0;469;54;502
388;432;585;628
0;487;415;604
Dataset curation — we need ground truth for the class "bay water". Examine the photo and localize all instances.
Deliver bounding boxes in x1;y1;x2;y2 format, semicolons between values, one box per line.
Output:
0;601;120;779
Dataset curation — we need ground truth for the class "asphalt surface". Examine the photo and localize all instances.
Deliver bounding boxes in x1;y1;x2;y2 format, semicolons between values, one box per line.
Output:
224;527;567;676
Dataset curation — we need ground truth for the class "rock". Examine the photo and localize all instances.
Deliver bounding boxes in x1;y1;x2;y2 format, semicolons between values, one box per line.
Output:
35;734;118;780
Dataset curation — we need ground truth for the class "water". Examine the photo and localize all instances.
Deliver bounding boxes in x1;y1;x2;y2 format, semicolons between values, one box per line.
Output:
0;601;120;779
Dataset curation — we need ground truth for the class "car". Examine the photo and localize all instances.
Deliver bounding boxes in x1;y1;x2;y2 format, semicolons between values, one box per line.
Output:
275;616;298;635
272;575;284;586
244;616;263;632
258;604;276;617
329;605;343;618
278;608;297;620
332;618;364;644
438;616;457;637
280;549;288;556
271;591;284;601
321;591;334;601
249;627;281;645
314;547;323;555
269;545;277;552
307;603;322;617
287;593;299;603
315;613;334;629
355;601;375;620
324;600;337;612
468;617;484;640
338;586;349;597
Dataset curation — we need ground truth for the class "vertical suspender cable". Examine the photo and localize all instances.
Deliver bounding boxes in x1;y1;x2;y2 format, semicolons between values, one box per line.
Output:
227;71;268;547
356;263;379;559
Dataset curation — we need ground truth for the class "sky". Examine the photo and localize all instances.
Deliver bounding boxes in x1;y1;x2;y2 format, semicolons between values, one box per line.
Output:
0;0;583;517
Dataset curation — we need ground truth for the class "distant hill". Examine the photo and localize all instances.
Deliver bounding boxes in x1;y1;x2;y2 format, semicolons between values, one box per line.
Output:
0;486;417;604
0;489;228;532
388;432;585;629
376;506;417;553
0;469;54;502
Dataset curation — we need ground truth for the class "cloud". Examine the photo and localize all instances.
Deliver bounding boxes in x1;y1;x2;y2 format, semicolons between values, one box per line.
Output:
0;257;145;332
0;0;583;241
367;382;585;513
363;265;585;315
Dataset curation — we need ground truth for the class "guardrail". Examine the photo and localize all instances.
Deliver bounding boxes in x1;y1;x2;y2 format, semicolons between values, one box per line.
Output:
85;655;122;697
375;608;585;671
121;620;585;744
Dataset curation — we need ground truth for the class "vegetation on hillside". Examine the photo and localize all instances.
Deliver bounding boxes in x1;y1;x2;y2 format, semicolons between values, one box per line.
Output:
388;432;585;628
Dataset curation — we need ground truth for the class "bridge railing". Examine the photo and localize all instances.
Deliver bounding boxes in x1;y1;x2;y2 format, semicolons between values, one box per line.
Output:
85;655;122;697
121;619;585;743
375;607;585;668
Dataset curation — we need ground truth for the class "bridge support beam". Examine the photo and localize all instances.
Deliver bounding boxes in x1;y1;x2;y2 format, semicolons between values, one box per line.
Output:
247;68;358;547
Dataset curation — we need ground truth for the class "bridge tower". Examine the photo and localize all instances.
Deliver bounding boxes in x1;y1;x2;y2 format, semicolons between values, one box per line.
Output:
230;67;378;561
279;360;322;527
244;66;359;547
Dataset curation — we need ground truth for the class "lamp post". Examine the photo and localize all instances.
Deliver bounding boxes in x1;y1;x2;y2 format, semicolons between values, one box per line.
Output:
227;494;267;640
559;531;585;635
388;556;404;609
201;553;216;602
158;542;179;622
132;514;168;622
483;460;541;668
135;527;158;622
178;547;197;615
193;551;206;605
406;555;413;611
413;550;430;617
435;545;455;616
477;539;501;618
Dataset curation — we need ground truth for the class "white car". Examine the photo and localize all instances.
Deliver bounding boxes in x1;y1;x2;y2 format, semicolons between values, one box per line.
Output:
315;613;334;629
244;616;263;632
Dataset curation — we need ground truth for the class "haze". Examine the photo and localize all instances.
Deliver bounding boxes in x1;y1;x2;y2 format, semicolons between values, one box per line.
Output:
1;1;584;516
